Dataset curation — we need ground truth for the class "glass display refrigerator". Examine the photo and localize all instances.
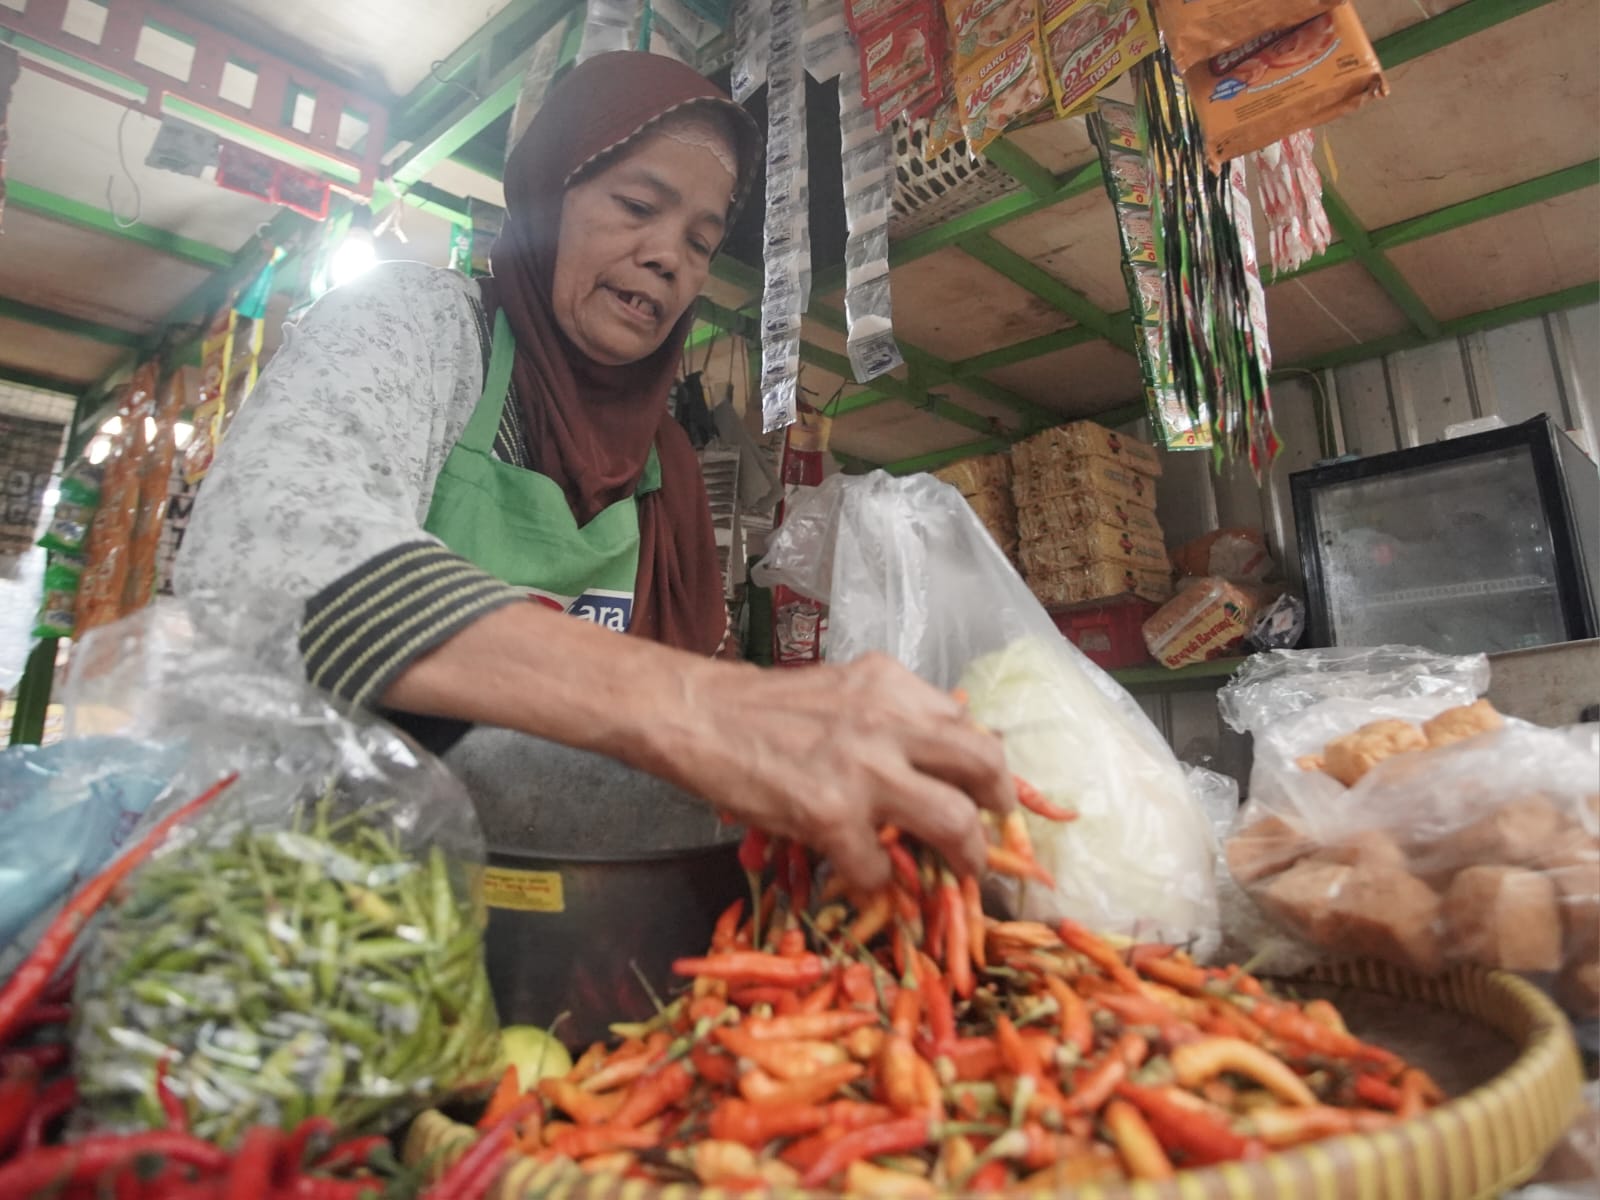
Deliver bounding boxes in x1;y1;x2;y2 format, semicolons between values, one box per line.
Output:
1290;415;1599;655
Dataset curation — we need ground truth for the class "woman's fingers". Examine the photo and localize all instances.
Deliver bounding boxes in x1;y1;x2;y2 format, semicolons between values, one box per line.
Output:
902;723;1017;817
874;773;990;880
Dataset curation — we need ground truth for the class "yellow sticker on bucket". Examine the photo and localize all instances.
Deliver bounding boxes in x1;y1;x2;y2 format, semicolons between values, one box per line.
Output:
482;866;565;914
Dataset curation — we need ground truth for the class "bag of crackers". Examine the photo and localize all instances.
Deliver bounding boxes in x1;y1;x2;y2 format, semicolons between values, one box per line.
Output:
1218;647;1600;1031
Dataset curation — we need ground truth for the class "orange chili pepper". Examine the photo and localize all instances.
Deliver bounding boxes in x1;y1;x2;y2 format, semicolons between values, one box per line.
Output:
1045;976;1093;1057
1302;998;1349;1035
1057;920;1144;993
1170;1038;1317;1108
707;1098;830;1146
799;977;839;1015
915;955;956;1054
673;951;826;989
1242;998;1397;1068
477;1065;524;1131
800;1116;933;1188
690;1045;738;1089
960;875;986;971
943;1037;1002;1082
1138;955;1209;995
885;840;923;898
1116;1082;1262;1165
890;974;921;1038
712;899;745;952
1105;1098;1175;1180
744;1010;878;1041
543;1124;657;1161
840;963;877;1008
879;1032;925;1115
985;845;1054;887
941;872;973;1000
1062;1049;1127;1116
715;1026;846;1080
845;1025;885;1062
738;1062;864;1108
995;1015;1042;1079
848;889;894;945
844;1160;937;1198
538;1078;626;1126
969;1160;1010;1192
610;1060;694;1129
580;1034;671;1093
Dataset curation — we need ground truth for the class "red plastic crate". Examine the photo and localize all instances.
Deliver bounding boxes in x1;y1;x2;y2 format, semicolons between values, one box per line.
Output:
1049;596;1160;670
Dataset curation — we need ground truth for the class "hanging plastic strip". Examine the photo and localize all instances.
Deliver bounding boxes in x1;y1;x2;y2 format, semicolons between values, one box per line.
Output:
730;0;770;103
578;0;645;63
1250;130;1332;276
838;52;903;383
758;0;807;432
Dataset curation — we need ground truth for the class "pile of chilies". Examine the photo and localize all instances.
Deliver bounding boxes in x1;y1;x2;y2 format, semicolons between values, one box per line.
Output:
0;775;411;1199
451;780;1443;1194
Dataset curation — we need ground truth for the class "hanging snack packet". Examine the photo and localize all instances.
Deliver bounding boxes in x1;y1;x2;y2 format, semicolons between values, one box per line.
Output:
32;555;84;640
952;19;1051;152
857;7;938;109
36;460;103;557
1152;0;1340;73
1041;0;1159;118
1186;4;1387;170
845;0;918;33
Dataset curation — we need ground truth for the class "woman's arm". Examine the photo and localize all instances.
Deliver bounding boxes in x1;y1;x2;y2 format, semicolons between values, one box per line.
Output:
384;602;1014;892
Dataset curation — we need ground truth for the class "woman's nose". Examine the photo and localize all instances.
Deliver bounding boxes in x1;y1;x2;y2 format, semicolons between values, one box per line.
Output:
638;237;680;280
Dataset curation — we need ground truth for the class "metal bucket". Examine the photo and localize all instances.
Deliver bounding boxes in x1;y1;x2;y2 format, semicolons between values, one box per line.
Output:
444;727;743;1048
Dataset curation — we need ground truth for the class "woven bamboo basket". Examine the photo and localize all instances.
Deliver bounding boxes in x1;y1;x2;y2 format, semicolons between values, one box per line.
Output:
404;960;1584;1200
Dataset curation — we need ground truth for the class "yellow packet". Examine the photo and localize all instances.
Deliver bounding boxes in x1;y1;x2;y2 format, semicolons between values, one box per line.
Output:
952;22;1052;153
1041;0;1160;118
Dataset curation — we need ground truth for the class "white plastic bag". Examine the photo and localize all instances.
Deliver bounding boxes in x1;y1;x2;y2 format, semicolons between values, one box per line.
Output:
756;471;1221;952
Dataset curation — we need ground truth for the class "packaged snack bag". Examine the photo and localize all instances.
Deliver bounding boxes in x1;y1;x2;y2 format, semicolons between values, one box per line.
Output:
1152;0;1340;72
949;4;1051;152
1041;0;1159;117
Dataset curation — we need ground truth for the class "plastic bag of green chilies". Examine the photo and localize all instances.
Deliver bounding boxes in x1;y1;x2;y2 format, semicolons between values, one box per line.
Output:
68;598;502;1147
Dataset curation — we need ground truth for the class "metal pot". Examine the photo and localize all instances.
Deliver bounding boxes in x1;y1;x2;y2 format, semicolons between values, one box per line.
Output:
444;726;743;1047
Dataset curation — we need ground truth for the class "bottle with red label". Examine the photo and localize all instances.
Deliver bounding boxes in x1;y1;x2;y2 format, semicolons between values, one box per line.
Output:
771;403;833;667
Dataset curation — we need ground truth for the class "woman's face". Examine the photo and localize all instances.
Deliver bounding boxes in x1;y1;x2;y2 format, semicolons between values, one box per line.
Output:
551;120;737;366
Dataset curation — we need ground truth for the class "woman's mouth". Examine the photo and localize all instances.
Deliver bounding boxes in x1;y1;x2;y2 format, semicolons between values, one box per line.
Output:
605;286;662;325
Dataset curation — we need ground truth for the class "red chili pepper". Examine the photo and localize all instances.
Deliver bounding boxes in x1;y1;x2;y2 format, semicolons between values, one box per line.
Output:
798;977;839;1016
785;841;812;912
708;1098;829;1146
8;1003;71;1038
942;1037;1001;1082
1139;955;1209;994
274;1117;337;1179
476;1065;524;1131
996;1015;1043;1079
916;956;956;1055
0;1057;39;1158
840;963;877;1009
1014;775;1077;822
728;986;801;1014
429;1096;539;1198
610;1061;694;1130
312;1134;390;1174
738;1062;864;1108
542;1124;656;1162
737;830;769;875
1244;998;1398;1068
1116;1082;1262;1165
1;1042;68;1073
223;1125;280;1200
18;1076;76;1154
1063;1049;1128;1115
672;952;826;989
1353;1073;1402;1111
970;1160;1010;1192
884;841;923;899
41;963;77;1006
0;773;238;1047
281;1179;382;1199
155;1058;188;1132
800;1117;932;1188
0;1131;231;1193
689;1044;738;1088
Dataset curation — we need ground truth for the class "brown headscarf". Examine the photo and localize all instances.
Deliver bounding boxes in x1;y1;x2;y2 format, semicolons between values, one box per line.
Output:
480;52;760;656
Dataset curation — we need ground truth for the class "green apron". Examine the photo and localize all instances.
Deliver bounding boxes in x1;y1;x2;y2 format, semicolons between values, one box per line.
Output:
423;310;660;633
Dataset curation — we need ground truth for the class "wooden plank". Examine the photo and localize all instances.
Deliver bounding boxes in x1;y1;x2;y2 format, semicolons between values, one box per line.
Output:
1385;188;1600;323
1264;260;1412;364
1320;0;1597;228
998;111;1099;176
0;208;210;337
829;399;980;465
988;188;1130;315
887;246;1070;362
0;317;125;384
1357;0;1470;40
982;338;1144;416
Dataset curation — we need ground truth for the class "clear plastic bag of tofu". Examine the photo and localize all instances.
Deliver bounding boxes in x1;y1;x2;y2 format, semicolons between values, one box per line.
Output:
755;470;1222;954
1217;646;1600;1031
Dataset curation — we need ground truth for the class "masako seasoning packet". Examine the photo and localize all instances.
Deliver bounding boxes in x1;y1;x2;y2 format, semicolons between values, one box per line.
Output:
1041;0;1159;117
949;8;1052;152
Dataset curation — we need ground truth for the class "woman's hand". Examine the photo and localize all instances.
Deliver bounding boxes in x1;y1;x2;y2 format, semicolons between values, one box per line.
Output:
647;653;1016;892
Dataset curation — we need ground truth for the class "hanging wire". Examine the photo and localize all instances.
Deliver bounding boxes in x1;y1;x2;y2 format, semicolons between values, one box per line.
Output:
429;59;480;102
106;108;142;229
819;381;846;419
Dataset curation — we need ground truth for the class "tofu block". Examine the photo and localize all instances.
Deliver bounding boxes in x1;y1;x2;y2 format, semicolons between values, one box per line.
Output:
1226;815;1315;886
1431;795;1569;871
1441;865;1562;973
1536;835;1600;959
1325;864;1446;975
1321;720;1428;787
1259;859;1353;944
1422;699;1504;749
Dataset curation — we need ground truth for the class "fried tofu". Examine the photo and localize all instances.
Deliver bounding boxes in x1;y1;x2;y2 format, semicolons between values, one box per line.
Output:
1441;865;1562;973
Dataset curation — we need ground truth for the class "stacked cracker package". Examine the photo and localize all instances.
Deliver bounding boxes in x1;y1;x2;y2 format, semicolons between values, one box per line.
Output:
933;452;1018;563
1011;420;1172;607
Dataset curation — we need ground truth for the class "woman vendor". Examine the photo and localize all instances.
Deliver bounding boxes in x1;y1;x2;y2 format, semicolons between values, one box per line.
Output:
176;52;1012;896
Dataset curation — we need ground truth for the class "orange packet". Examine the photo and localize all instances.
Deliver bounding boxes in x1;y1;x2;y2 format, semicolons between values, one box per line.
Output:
1186;4;1387;170
1152;0;1340;72
951;21;1052;153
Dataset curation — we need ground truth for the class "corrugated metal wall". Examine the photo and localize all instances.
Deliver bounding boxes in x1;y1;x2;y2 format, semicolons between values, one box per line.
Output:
1116;302;1600;781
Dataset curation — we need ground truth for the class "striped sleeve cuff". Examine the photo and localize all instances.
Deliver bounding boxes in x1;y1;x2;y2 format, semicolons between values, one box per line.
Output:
299;540;524;707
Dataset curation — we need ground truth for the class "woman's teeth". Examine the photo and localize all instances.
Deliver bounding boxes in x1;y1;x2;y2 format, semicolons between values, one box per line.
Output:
614;289;658;319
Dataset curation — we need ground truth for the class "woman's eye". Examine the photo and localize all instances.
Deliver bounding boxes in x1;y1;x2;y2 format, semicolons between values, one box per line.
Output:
690;239;713;257
617;196;651;217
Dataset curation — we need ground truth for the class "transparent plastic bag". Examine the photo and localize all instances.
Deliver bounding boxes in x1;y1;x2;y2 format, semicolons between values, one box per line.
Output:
66;598;500;1145
756;471;1221;952
1218;645;1599;1029
0;737;181;974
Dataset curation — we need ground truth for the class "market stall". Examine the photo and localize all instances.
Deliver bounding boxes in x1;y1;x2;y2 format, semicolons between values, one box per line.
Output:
0;0;1597;1195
